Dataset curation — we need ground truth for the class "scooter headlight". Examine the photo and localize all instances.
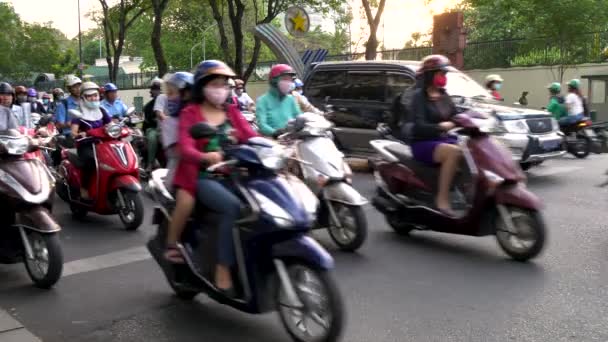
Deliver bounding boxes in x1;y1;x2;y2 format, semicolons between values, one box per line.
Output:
105;124;122;138
250;189;294;228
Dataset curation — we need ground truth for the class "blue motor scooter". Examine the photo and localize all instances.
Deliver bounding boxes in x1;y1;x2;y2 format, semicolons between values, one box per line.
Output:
146;123;345;342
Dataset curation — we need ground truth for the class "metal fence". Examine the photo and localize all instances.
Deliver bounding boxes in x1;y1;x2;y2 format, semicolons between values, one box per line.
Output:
12;71;160;93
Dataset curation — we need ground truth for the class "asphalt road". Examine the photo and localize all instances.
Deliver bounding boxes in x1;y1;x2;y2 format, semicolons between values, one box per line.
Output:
1;154;608;342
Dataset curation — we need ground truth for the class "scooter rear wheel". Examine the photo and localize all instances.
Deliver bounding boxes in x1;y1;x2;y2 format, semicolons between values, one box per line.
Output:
386;214;414;235
277;263;344;342
495;207;546;262
569;136;591;159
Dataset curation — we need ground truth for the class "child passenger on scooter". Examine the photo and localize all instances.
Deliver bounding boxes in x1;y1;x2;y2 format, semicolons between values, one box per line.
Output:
165;60;256;296
409;55;462;216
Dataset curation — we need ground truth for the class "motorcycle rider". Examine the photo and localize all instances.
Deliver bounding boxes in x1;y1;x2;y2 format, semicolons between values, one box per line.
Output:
562;79;587;125
142;78;163;171
14;86;32;128
255;64;301;137
71;82;112;200
53;75;82;165
0;83;23;126
154;72;194;183
485;74;504;101
50;88;65;113
409;55;461;215
234;79;255;112
101;83;128;119
291;78;322;114
546;83;567;121
167;60;256;296
27;88;46;114
41;93;52;113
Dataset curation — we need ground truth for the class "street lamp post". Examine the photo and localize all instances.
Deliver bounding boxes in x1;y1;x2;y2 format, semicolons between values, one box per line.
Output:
190;42;202;69
202;23;218;62
77;0;83;77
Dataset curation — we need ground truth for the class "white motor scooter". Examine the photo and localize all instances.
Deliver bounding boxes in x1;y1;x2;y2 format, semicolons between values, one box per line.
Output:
280;112;368;252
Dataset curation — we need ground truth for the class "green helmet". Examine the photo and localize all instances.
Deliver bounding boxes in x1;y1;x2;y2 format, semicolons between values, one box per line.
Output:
568;79;581;89
548;82;561;93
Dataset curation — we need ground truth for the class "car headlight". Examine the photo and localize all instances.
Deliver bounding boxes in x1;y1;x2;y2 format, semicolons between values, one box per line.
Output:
0;136;29;155
502;120;529;134
105;124;122;138
250;189;294;227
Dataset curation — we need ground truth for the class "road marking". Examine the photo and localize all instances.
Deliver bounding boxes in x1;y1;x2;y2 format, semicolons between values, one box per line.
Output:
62;246;151;277
529;165;583;177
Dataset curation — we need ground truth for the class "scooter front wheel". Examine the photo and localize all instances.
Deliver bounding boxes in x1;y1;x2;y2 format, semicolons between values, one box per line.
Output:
327;203;367;252
495;207;546;262
277;263;344;342
118;190;144;231
24;232;63;289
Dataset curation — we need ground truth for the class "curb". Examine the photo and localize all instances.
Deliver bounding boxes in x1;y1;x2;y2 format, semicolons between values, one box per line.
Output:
0;309;41;342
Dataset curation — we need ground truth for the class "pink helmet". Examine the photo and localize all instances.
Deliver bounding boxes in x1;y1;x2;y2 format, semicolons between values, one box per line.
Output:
269;64;295;82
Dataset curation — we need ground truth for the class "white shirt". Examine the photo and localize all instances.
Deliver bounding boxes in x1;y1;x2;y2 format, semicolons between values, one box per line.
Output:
236;92;254;109
153;94;178;148
565;93;584;116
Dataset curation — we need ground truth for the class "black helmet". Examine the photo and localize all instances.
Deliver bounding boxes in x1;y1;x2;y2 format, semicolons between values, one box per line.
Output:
417;55;451;77
0;82;14;95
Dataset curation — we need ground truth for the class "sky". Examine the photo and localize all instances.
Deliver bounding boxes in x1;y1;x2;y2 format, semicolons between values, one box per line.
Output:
5;0;460;49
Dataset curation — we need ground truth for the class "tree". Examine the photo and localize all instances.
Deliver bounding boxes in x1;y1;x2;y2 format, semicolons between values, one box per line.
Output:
150;0;170;76
97;0;148;82
361;0;387;60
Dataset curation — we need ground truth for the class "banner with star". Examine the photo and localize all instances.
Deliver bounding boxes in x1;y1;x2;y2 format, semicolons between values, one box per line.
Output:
285;6;310;37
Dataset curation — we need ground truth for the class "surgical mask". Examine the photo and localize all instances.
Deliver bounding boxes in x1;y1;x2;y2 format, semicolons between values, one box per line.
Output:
43;99;49;104
83;100;101;109
17;95;27;103
297;90;303;95
28;97;36;103
494;83;502;90
204;87;230;107
278;80;294;95
433;73;447;88
235;89;243;96
167;98;182;117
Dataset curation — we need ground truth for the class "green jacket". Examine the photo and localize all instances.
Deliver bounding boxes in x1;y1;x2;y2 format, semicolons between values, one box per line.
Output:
547;96;567;121
256;88;301;136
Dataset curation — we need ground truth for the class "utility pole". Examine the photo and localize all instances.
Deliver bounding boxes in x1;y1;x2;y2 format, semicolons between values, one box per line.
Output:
77;0;83;77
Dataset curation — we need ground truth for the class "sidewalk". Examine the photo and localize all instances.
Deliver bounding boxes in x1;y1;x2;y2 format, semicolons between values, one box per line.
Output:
0;309;41;342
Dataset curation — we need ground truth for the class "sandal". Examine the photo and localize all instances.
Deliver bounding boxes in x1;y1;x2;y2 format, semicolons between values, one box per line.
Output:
164;243;185;264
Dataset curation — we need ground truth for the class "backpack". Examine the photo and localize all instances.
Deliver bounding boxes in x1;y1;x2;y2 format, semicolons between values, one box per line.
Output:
390;88;417;143
552;95;567;114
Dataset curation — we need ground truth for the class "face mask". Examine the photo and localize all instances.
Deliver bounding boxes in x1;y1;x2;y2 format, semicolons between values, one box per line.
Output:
17;95;27;103
278;80;294;95
204;87;230;107
433;73;447;88
235;89;243;96
43;99;49;104
83;100;100;109
28;97;36;103
167;98;182;117
494;83;502;90
297;90;303;95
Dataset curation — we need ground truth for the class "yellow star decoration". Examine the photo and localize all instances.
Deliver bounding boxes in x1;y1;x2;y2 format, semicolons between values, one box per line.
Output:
290;11;307;32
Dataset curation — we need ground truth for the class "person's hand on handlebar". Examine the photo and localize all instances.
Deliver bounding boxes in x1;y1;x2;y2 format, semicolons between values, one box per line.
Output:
439;121;456;131
202;151;223;166
272;128;287;139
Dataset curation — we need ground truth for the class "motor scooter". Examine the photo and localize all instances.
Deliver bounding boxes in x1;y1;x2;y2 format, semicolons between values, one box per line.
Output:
280;112;368;251
56;110;144;230
147;123;344;342
370;113;547;261
0;129;63;288
560;116;594;158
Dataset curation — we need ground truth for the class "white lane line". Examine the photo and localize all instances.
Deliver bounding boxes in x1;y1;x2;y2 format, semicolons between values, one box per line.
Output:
62;246;151;277
529;165;583;177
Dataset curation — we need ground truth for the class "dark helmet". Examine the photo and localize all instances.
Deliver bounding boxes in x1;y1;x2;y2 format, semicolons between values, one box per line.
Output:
14;85;27;95
0;82;14;95
417;55;451;77
194;60;236;86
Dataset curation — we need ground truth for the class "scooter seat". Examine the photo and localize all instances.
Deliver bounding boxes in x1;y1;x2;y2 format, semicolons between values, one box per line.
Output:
385;143;414;161
67;149;83;168
385;143;439;186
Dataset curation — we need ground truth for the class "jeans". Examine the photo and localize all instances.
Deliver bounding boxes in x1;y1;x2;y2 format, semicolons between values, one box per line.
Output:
145;128;159;168
196;178;241;266
559;113;584;126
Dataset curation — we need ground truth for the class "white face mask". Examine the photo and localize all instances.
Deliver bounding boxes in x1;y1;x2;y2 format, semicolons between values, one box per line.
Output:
278;80;294;95
204;87;230;107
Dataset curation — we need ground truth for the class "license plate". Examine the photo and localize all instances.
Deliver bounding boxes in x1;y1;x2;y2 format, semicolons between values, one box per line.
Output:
585;129;597;137
541;140;561;151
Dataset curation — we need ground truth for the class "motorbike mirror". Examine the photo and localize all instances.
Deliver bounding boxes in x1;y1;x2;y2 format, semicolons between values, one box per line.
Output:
189;122;217;139
68;109;83;119
126;107;135;116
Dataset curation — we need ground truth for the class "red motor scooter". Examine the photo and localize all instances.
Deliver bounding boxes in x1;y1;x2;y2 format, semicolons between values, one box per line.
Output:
370;113;546;261
56;110;144;230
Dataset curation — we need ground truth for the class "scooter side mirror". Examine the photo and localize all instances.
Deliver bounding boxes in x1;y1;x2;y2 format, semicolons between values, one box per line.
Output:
190;122;217;139
68;109;83;119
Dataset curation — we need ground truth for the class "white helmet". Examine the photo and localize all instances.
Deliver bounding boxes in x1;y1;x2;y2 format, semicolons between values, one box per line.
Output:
81;82;99;96
485;74;503;83
65;75;82;87
227;78;236;88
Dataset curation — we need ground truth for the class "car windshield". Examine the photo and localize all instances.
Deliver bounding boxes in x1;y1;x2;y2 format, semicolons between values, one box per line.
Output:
445;68;494;100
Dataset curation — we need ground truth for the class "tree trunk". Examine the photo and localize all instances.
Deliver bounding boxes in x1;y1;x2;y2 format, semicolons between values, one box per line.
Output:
151;0;169;76
361;0;386;61
208;0;232;64
227;0;245;77
243;36;262;81
365;30;379;60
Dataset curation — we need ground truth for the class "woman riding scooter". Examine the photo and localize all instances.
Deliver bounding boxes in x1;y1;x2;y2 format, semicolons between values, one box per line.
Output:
71;82;112;200
409;55;461;215
166;60;256;296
